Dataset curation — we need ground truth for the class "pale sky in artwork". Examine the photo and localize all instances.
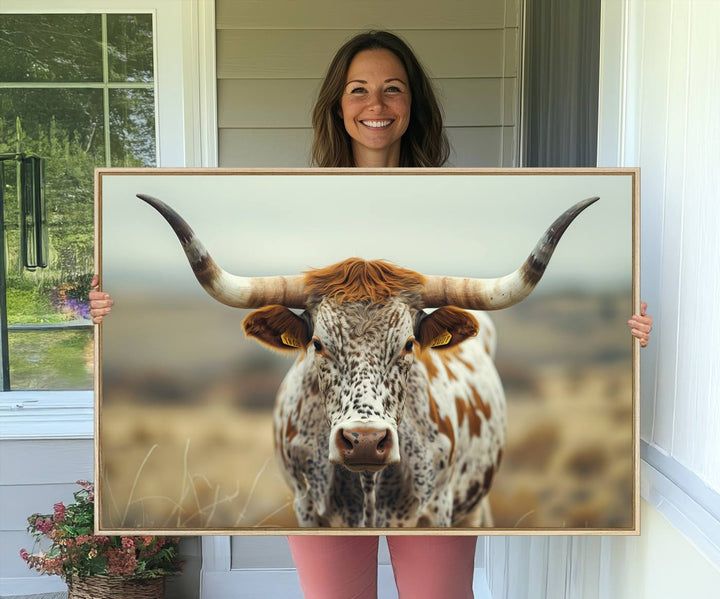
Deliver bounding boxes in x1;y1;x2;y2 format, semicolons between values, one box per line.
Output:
102;172;633;296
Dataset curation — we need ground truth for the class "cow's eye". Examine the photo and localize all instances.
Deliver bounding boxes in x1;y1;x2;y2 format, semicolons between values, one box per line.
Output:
313;339;323;353
404;340;414;353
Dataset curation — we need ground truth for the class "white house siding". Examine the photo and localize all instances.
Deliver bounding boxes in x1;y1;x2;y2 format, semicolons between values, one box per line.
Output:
0;440;93;596
215;0;522;168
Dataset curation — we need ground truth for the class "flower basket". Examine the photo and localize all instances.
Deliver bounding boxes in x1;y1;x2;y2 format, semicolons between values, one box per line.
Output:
20;481;182;596
67;575;165;599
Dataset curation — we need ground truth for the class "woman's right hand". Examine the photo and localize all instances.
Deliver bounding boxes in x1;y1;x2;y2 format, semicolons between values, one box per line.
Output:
89;274;114;324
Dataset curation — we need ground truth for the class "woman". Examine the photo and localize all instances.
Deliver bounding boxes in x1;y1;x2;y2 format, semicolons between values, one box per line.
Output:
90;31;653;598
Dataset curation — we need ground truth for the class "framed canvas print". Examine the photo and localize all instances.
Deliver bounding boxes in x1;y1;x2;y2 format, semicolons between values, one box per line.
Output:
95;168;639;535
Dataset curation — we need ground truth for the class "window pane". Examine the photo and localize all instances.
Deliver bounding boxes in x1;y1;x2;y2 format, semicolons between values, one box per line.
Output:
107;14;154;83
109;89;157;167
0;89;106;165
0;14;102;82
9;329;93;390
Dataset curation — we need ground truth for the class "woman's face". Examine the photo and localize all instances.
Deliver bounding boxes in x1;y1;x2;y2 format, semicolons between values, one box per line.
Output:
340;49;411;166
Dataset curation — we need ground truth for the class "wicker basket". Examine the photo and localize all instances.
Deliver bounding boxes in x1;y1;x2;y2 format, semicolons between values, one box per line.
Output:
67;575;165;599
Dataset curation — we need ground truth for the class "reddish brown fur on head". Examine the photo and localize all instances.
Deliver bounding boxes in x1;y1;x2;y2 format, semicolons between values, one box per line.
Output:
303;258;426;304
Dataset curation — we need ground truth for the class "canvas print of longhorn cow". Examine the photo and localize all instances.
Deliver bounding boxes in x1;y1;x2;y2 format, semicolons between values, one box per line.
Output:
96;169;639;534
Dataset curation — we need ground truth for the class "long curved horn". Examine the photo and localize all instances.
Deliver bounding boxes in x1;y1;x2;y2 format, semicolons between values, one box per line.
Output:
421;196;599;310
137;194;308;309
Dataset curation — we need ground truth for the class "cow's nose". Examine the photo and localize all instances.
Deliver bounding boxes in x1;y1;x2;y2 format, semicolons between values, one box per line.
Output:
336;427;393;471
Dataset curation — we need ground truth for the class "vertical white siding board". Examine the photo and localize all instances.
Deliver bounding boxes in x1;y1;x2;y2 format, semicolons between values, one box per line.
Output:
485;536;509;599
675;1;720;487
544;537;570;598
527;536;550;599
597;0;625;168
637;0;674;452
505;538;529;598
662;0;692;471
625;0;663;443
216;0;507;30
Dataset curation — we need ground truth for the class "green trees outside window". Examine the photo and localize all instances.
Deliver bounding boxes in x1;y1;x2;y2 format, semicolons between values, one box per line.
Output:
0;13;156;389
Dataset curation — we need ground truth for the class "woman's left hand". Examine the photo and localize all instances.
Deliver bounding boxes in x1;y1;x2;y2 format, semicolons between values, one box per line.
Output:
628;301;652;348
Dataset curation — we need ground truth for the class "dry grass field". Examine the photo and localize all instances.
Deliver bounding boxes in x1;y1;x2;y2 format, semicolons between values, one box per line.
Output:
99;291;633;531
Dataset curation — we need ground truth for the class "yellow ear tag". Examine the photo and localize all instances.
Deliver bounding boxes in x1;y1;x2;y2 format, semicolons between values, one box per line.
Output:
281;333;301;348
430;331;452;347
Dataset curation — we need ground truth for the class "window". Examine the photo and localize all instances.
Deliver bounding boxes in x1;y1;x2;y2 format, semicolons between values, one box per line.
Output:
0;13;156;390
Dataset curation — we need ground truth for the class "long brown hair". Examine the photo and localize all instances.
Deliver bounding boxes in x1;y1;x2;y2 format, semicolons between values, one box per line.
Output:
311;31;450;168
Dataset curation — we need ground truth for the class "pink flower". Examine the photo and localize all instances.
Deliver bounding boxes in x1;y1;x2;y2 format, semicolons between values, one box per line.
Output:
53;502;66;522
75;535;91;546
19;548;29;562
107;548;137;576
34;518;54;534
121;537;135;549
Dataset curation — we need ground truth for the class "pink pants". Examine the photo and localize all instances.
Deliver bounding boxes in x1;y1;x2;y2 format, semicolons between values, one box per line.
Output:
287;535;477;599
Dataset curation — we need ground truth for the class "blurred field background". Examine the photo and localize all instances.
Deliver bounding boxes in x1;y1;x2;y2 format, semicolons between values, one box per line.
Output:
99;288;633;532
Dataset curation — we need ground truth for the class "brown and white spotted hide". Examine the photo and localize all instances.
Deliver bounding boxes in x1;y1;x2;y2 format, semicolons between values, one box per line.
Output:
245;285;505;528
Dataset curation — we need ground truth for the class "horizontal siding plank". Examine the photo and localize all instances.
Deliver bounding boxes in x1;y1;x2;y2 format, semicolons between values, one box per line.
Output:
217;30;506;79
217;0;508;30
0;483;82;531
218;79;319;128
0;440;93;485
0;531;44;578
446;126;505;166
439;79;511;126
218;126;510;168
219;129;314;167
218;78;516;128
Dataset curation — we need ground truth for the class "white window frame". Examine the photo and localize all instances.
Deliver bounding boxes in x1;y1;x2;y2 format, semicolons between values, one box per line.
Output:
0;0;217;440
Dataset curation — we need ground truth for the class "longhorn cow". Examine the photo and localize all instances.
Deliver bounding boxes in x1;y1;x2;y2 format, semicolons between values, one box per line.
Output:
136;193;597;527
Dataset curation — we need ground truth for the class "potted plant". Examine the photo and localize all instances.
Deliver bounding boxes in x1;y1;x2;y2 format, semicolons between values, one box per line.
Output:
20;480;182;599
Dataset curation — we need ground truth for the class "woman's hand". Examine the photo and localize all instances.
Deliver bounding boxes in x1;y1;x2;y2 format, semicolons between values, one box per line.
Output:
628;301;652;347
89;275;114;324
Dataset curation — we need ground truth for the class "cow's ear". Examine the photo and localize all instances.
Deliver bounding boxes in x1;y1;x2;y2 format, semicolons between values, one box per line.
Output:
243;305;311;352
416;306;479;350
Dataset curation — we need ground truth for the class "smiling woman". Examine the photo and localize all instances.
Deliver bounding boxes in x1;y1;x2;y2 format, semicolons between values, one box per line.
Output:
340;49;412;167
311;30;449;168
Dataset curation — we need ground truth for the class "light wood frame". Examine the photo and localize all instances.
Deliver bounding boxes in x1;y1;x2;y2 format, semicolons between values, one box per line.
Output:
94;167;640;535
